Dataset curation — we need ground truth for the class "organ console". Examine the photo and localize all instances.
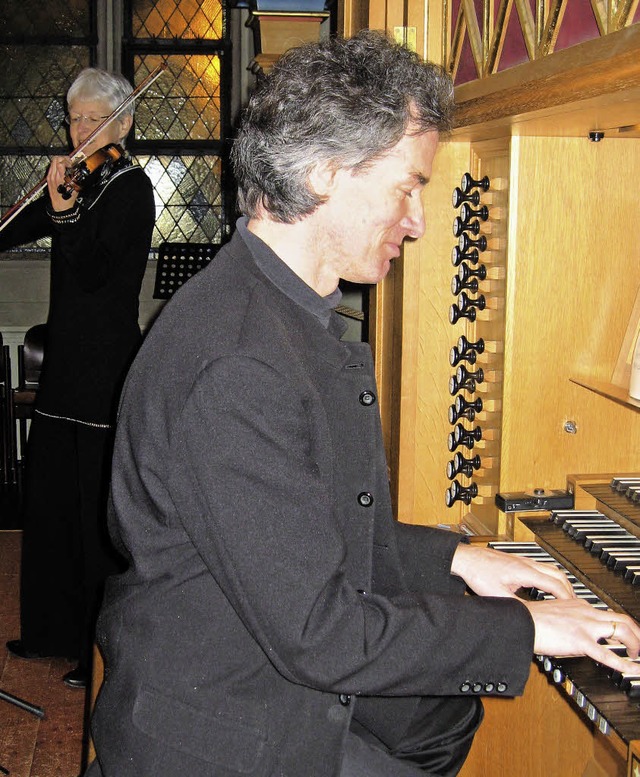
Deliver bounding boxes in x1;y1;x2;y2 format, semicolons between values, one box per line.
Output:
458;473;640;777
359;10;640;775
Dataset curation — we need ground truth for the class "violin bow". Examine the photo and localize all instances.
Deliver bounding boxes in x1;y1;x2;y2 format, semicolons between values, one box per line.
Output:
0;61;167;235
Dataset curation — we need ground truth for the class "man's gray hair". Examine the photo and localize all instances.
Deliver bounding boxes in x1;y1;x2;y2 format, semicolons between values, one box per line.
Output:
232;29;454;224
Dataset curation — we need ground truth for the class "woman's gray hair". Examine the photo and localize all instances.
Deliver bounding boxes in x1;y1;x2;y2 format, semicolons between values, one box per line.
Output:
67;68;135;118
232;29;454;224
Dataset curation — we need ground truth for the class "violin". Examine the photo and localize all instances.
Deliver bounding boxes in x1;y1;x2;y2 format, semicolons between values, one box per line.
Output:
57;143;124;199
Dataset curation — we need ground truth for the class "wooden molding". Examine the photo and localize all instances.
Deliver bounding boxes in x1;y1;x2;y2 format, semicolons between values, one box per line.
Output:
452;24;640;135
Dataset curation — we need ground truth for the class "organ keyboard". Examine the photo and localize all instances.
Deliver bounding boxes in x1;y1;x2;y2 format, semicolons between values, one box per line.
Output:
459;473;640;777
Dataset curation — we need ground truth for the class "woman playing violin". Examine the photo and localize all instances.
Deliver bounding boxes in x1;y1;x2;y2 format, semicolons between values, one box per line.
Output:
0;68;155;690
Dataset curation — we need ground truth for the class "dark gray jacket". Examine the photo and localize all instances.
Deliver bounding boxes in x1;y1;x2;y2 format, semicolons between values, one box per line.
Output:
89;226;534;776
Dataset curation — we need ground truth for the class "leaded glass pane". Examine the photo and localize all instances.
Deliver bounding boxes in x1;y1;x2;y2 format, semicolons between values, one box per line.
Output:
131;0;223;39
0;154;52;250
0;47;90;149
0;0;91;38
138;154;224;244
133;54;221;142
0;155;49;207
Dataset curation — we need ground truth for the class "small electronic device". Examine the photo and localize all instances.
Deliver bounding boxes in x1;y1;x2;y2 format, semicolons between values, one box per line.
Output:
495;488;574;512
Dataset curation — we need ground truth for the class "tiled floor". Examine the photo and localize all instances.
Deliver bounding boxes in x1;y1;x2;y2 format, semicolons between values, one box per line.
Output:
0;530;88;777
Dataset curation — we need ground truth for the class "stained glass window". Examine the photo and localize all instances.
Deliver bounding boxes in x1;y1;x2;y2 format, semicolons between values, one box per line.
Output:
124;0;230;245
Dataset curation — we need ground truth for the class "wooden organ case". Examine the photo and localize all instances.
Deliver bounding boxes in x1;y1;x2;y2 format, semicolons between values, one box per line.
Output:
338;2;640;775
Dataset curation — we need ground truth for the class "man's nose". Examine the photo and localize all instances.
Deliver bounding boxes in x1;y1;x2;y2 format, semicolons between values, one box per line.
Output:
403;195;426;239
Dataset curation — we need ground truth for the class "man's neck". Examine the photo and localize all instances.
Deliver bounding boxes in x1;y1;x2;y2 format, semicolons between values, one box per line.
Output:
247;215;339;297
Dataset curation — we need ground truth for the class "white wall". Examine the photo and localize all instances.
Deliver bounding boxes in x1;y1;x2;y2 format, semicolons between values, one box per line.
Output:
0;256;165;386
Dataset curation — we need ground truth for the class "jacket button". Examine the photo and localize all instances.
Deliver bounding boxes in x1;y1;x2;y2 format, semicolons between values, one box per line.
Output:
359;390;376;406
357;492;373;507
357;589;368;596
483;682;495;693
472;683;483;693
339;693;351;706
460;681;471;693
496;682;507;693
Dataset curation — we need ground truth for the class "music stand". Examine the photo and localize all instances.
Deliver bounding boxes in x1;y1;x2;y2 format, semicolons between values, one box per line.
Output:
0;688;44;774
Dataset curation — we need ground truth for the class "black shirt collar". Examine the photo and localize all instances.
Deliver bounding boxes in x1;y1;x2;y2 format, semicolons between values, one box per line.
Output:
236;217;342;330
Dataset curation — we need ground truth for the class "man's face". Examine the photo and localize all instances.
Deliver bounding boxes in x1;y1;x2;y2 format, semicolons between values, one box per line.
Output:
316;128;439;286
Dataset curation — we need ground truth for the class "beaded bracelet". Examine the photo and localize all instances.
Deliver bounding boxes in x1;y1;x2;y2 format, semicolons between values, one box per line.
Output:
47;203;81;225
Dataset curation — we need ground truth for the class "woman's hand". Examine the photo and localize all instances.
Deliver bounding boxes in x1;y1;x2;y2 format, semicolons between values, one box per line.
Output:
47;156;78;212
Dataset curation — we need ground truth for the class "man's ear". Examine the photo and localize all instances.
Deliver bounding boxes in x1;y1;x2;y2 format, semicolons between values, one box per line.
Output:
307;159;338;198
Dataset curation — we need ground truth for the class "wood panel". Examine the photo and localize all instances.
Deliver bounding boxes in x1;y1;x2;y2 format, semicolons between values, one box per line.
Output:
395;141;471;524
396;133;640;526
457;138;510;533
499;135;640;492
459;662;627;777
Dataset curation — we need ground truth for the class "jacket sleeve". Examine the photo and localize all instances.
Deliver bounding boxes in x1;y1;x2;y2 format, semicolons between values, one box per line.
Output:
165;353;535;700
0;196;51;250
393;520;469;596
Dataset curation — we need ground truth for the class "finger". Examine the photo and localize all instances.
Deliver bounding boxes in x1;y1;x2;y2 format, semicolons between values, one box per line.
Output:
591;641;640;673
601;619;640;659
522;563;576;600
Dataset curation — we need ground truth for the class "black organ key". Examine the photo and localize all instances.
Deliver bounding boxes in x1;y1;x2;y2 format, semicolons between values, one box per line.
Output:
599;545;640;563
608;554;640;571
585;535;639;553
551;510;604;526
625;679;640;698
627;486;640;503
623;567;640;585
563;521;622;538
611;476;640;492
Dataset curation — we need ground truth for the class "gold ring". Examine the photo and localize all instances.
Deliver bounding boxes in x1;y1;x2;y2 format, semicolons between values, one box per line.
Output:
609;621;618;640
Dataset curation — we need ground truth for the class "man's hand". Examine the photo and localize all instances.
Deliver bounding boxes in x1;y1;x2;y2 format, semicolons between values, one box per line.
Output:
451;543;640;673
451;543;575;600
524;598;640;672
